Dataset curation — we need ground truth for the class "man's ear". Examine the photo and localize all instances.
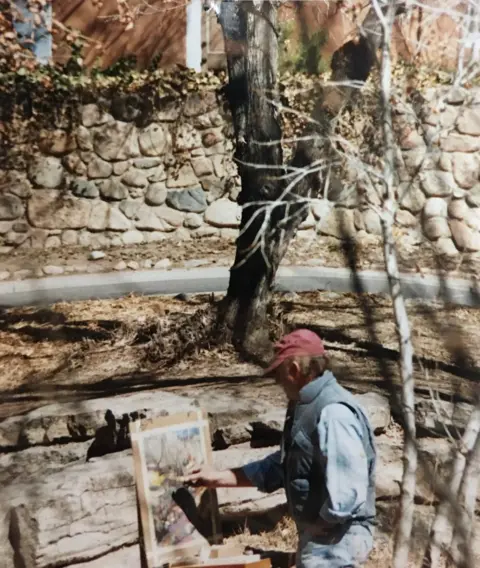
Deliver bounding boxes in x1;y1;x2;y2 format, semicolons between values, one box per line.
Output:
288;359;301;381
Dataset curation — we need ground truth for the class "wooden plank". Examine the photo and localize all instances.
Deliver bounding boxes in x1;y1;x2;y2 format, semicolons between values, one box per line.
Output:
172;558;271;568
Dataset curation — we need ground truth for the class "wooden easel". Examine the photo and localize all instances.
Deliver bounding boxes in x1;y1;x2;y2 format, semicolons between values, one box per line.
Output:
171;544;272;568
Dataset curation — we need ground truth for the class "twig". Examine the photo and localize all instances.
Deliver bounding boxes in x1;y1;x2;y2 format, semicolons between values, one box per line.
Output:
372;0;418;565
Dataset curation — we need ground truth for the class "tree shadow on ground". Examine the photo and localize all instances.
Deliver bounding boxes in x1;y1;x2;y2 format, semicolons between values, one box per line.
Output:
0;372;262;418
0;306;121;343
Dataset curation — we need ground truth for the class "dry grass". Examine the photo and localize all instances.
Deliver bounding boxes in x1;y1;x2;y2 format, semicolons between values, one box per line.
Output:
224;514;398;568
226;516;298;553
0;289;479;420
224;505;468;568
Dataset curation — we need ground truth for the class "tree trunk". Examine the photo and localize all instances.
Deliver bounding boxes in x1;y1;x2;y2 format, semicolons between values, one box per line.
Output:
217;0;288;359
216;1;407;359
451;417;480;568
374;1;417;566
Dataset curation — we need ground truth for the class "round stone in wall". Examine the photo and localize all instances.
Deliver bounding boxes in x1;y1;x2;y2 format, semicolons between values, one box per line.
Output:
62;230;78;246
167;163;198;189
1;171;32;198
441;133;480;153
147;165;167;183
0;194;24;220
395;209;417;227
202;130;223;148
98;179;129;201
205;198;241;228
449;219;480;251
71;179;99;199
166;188;207;213
191;157;213;178
362;209;382;235
184;213;203;229
423;197;448;218
38;129;77;156
87;156;113;179
121;169;148;188
131;203;166;231
420;171;457;197
423;217;451;240
456;108;480;136
398;184;425;213
133;158;162;169
447;199;469;220
28;191;91;229
184;91;218;118
201;177;227;202
138;124;170;157
62;153;87;176
76;125;93;151
464;207;480;232
121;230;144;245
93;121;140;161
28;156;64;189
174;124;202;152
466;184;480;208
145;183;167;206
0;221;12;234
81;104;111;128
435;238;458;257
452;153;479;189
154;206;184;228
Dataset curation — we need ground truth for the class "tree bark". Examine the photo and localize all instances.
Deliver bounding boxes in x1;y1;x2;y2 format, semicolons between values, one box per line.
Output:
373;1;418;566
217;1;396;359
217;0;287;359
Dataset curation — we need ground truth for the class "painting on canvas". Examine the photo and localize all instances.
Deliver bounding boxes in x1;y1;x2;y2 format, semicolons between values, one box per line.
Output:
130;410;218;568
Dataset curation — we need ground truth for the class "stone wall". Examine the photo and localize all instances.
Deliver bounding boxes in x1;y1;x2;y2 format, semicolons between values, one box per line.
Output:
0;91;242;252
1;85;480;259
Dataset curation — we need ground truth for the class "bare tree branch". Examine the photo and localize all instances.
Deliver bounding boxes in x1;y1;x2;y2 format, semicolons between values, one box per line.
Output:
373;0;418;565
427;405;480;567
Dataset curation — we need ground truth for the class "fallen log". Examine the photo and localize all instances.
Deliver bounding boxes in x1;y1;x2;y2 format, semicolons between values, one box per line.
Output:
0;510;15;568
0;390;197;450
0;389;280;452
69;545;140;567
0;441;91;486
4;452;138;568
0;388;391;454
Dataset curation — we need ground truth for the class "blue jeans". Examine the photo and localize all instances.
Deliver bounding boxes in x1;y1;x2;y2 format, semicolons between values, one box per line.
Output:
296;524;374;568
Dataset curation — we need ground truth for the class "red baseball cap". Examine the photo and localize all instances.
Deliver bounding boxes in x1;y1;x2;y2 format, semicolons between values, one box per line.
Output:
263;329;326;376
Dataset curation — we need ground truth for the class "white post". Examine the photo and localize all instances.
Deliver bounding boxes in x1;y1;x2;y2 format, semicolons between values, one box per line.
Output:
186;0;202;72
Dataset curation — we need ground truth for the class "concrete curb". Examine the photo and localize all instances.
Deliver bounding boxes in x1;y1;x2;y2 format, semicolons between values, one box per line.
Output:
0;266;479;308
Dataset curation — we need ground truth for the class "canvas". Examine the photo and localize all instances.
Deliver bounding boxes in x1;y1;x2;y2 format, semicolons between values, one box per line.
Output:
130;410;219;568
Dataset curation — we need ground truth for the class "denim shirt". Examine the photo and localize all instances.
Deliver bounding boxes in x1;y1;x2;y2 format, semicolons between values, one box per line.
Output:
242;403;369;525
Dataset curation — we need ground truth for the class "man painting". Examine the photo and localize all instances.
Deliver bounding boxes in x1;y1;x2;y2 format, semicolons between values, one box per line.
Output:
184;329;376;568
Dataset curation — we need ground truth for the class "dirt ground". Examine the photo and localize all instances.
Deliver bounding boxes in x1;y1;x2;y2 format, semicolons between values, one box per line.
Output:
0;290;478;420
2;233;480;279
1;289;478;566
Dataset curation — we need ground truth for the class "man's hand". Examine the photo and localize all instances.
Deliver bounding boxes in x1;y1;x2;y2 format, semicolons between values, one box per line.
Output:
181;465;254;488
181;465;229;488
